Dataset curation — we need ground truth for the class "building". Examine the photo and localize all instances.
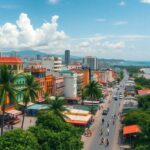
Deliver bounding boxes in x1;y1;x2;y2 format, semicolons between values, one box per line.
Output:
83;56;97;70
65;50;70;66
92;70;101;83
60;70;77;98
0;57;24;74
41;56;62;73
67;63;82;70
100;68;115;83
52;76;64;96
26;62;54;102
76;73;84;96
0;57;24;111
70;69;89;87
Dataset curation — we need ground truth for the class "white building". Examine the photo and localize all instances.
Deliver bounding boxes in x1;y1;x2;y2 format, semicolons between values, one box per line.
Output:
41;56;62;73
60;70;77;98
67;63;82;70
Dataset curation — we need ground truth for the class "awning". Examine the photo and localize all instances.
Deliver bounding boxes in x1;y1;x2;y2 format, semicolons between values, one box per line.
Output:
19;102;34;107
6;109;22;116
123;125;141;135
36;98;45;103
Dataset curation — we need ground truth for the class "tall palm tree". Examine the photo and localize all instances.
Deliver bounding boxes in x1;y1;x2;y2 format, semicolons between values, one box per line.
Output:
48;96;68;121
83;80;102;113
21;75;40;128
0;65;18;135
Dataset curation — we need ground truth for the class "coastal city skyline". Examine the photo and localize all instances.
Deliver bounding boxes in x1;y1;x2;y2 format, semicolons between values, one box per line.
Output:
0;0;150;61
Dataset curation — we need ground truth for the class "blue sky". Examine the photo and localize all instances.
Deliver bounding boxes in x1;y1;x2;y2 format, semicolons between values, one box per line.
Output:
0;0;150;60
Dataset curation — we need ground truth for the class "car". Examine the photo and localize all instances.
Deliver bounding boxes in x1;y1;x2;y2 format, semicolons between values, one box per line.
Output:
113;96;118;101
99;97;104;103
102;109;109;115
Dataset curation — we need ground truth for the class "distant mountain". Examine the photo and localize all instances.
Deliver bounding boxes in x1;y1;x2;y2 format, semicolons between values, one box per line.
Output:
4;50;81;59
17;50;48;57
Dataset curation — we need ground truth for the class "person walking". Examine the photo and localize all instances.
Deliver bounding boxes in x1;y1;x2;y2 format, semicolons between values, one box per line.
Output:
99;128;103;136
100;137;104;145
102;118;105;125
105;138;109;146
107;128;109;136
107;122;109;127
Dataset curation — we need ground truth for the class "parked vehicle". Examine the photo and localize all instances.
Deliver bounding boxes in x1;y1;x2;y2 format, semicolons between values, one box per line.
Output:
102;108;109;115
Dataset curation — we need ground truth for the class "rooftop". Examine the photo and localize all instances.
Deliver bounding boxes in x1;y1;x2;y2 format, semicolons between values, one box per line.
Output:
0;57;23;64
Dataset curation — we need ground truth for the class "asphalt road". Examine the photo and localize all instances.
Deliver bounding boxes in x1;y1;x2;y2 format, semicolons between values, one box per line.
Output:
83;72;128;150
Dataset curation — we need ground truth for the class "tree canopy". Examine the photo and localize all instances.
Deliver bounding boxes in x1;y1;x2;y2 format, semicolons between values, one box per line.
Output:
0;129;39;150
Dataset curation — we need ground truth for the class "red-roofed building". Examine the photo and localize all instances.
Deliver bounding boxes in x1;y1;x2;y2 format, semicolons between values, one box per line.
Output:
0;57;24;73
138;90;150;96
123;125;141;135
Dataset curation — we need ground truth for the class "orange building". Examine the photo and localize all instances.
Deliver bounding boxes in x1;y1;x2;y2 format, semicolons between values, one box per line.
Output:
70;69;89;88
92;70;101;83
26;62;64;100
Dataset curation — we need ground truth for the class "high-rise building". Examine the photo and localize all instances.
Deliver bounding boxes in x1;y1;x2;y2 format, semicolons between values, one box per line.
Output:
83;56;97;70
65;50;70;66
41;56;62;73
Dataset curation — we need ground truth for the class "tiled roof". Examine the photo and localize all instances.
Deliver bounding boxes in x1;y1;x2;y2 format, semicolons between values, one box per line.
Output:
123;125;141;135
0;57;23;64
138;90;150;96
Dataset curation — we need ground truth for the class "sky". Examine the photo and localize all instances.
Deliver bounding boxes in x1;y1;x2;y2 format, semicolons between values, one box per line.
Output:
0;0;150;61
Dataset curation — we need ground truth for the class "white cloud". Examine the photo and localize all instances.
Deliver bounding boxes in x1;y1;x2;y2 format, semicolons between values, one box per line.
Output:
118;1;126;6
141;0;150;4
0;13;68;51
48;0;59;5
113;21;128;26
1;13;150;60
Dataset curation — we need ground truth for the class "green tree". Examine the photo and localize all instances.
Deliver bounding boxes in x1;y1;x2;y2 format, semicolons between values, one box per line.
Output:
0;128;39;150
21;75;40;128
30;112;83;150
83;80;102;113
48;96;68;121
0;65;18;135
43;92;51;104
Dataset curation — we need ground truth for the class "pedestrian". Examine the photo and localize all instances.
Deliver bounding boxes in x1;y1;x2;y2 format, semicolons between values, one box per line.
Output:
100;128;103;136
102;118;105;125
100;137;104;145
105;138;109;146
107;122;109;127
112;119;115;125
107;128;109;136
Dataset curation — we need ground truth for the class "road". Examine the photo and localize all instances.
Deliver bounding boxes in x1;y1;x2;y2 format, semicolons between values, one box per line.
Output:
82;71;128;150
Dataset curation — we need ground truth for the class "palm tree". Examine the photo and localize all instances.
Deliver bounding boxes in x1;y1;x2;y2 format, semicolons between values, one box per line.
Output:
48;96;68;121
83;80;102;113
0;65;18;135
43;92;51;104
21;75;40;128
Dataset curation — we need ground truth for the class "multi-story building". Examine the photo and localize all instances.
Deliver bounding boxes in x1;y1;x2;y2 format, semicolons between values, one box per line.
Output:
26;62;54;102
70;69;89;87
60;70;77;98
65;50;70;66
41;56;62;73
92;70;101;83
76;73;84;96
0;57;25;111
0;57;24;74
83;56;98;70
67;63;82;70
